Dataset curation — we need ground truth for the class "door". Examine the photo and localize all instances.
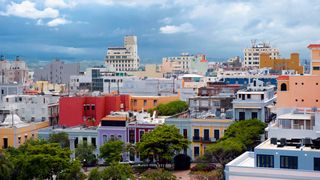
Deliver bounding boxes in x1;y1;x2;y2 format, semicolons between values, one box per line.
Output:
252;112;258;119
239;112;245;120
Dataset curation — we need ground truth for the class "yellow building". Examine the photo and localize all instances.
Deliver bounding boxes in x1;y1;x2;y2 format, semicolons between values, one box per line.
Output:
165;118;233;159
35;81;66;94
0;114;49;149
127;64;163;78
260;53;304;74
130;95;179;112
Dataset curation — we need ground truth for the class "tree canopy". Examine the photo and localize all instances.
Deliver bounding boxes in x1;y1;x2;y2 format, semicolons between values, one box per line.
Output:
88;162;134;180
0;151;14;180
148;100;188;116
48;132;70;148
137;124;190;168
5;140;85;180
75;143;97;166
99;140;124;164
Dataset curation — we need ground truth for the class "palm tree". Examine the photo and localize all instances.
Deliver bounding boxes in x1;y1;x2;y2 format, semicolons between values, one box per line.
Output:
0;151;13;179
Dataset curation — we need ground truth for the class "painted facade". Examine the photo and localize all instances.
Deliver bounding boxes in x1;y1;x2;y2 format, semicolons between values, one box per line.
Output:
260;53;304;74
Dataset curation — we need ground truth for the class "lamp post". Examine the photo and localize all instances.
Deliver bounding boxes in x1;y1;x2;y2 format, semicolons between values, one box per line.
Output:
83;159;87;172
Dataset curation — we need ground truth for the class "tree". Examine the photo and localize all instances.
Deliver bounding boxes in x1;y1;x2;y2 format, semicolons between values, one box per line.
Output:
137;124;190;168
148;100;188;116
141;168;177;180
88;168;102;180
101;162;134;180
75;143;97;167
48;132;70;148
205;138;245;167
99;140;124;164
0;151;14;180
60;160;86;180
6;140;83;180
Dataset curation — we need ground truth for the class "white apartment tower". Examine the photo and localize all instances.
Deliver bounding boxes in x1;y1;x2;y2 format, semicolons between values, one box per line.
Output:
105;36;140;71
243;40;280;68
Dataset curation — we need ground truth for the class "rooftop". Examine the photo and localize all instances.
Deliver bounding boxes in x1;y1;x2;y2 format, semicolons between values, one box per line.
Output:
256;138;320;152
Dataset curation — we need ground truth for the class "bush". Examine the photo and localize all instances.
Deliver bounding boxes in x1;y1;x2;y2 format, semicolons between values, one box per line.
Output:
190;163;216;172
149;100;188;116
88;168;101;180
174;154;191;170
141;168;177;180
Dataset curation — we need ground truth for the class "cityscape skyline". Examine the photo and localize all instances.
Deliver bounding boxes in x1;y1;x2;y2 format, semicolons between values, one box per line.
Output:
1;0;320;62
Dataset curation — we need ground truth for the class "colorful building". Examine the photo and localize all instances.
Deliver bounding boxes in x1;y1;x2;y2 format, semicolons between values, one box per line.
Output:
59;94;130;127
130;95;179;112
260;53;304;74
308;44;320;75
0;114;49;149
165;118;233;160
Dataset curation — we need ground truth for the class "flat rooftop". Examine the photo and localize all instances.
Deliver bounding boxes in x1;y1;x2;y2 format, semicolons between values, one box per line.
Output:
256;139;320;152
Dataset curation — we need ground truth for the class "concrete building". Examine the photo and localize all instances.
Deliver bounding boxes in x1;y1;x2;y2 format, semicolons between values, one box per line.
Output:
38;126;99;159
0;57;29;84
0;114;49;149
162;53;208;75
127;64;163;78
260;53;304;74
308;44;320;75
58;94;130;127
233;79;276;122
0;94;59;123
225;138;320;180
0;84;23;102
165;118;233;160
243;41;279;68
34;60;80;84
105;36;140;71
130;95;179;112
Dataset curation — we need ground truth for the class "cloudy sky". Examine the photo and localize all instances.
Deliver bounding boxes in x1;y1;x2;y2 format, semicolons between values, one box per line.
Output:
0;0;320;63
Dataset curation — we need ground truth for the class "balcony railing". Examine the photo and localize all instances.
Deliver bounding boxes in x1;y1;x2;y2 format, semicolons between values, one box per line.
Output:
193;136;201;142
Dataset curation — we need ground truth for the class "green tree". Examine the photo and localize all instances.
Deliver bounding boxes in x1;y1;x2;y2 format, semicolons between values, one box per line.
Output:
137;124;190;168
48;132;70;148
149;100;188;116
60;160;86;180
75;143;97;166
99;140;124;164
0;151;14;180
101;162;134;180
141;168;177;180
88;168;102;180
6;140;83;180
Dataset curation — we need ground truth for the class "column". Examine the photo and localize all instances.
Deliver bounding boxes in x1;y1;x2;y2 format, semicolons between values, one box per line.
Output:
69;137;76;160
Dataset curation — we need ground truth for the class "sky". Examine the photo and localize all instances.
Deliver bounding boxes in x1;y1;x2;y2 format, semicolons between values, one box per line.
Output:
0;0;320;64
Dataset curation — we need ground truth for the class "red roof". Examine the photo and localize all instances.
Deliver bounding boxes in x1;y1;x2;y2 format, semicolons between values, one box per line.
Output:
277;75;289;80
307;44;320;49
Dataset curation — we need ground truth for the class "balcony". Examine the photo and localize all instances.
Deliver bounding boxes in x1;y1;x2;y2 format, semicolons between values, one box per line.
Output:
193;136;201;142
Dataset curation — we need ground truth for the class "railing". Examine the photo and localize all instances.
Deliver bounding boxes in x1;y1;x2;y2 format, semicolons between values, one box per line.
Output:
193;136;201;142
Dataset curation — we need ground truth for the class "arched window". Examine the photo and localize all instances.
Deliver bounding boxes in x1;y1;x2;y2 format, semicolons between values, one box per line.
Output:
280;83;287;91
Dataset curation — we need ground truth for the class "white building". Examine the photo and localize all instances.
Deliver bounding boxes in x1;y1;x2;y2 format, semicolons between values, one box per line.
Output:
243;41;280;68
0;95;59;123
105;36;140;71
233;79;276;122
225;138;320;180
0;57;29;84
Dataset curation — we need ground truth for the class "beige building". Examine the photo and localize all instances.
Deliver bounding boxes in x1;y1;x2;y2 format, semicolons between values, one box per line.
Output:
0;56;29;84
105;36;140;71
243;41;279;68
127;64;163;78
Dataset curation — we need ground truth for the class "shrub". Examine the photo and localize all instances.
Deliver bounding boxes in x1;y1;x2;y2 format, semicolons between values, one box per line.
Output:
190;163;217;172
141;168;177;180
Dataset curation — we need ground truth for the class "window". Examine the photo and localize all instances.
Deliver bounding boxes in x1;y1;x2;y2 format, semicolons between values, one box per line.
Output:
3;138;8;149
92;105;95;110
139;131;144;140
129;130;135;143
214;129;220;140
257;154;274;168
204;129;210;140
194;146;200;157
194;129;199;137
91;138;96;147
83;137;87;144
18;137;21;144
133;100;137;106
153;100;157;106
280;156;298;169
313;66;320;70
183;129;188;139
280;83;287;91
252;112;258;119
314;158;320;171
247;94;251;99
103;135;108;143
118;135;122;140
143;100;147;106
239;112;245;120
261;94;264;100
24;135;28;142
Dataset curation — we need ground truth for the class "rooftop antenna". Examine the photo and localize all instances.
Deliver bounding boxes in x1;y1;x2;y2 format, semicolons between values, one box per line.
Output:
251;39;257;48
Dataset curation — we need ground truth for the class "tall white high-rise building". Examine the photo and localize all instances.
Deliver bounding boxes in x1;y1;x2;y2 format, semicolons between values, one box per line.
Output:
243;40;280;68
105;36;140;71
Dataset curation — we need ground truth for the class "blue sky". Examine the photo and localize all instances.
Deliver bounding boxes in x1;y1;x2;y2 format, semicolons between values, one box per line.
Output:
0;0;320;64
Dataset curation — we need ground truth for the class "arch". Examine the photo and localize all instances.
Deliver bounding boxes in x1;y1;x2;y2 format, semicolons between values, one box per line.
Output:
280;83;287;91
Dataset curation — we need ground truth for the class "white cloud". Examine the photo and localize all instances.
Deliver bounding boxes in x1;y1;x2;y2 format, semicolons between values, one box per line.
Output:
1;1;59;19
159;17;172;24
160;23;194;34
44;0;76;9
47;18;70;27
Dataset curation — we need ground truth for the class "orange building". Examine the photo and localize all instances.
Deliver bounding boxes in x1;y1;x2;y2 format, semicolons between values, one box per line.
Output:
260;53;304;74
0;114;49;149
308;44;320;75
130;95;179;111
